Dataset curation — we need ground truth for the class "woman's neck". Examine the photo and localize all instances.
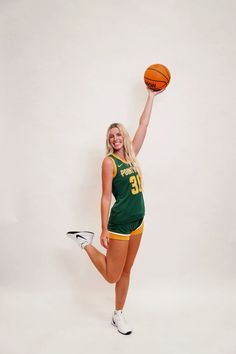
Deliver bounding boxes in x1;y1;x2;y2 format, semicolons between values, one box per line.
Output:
113;148;126;160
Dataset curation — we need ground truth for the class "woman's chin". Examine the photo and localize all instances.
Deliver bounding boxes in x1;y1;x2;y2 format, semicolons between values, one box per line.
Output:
113;146;123;152
112;145;123;151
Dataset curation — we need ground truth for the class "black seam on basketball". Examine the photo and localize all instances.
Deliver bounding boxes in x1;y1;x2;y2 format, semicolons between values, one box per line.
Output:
147;68;170;82
155;83;166;89
145;81;167;90
148;67;170;81
158;83;167;89
144;76;167;83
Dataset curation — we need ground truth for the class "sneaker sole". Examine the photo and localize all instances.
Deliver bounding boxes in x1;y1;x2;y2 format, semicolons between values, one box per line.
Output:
111;318;132;335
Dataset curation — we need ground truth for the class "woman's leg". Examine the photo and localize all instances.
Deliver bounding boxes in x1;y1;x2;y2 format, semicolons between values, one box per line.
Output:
115;232;143;310
84;239;129;283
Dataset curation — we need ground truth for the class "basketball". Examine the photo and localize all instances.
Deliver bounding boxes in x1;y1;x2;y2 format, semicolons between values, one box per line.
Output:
144;64;171;91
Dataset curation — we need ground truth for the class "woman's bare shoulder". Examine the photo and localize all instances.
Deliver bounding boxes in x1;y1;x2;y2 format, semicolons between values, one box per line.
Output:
102;155;113;168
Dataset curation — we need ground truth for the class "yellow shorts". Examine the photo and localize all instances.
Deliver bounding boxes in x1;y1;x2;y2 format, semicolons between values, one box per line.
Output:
108;218;144;241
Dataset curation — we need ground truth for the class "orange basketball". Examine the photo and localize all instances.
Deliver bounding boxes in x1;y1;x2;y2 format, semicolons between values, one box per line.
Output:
144;64;171;91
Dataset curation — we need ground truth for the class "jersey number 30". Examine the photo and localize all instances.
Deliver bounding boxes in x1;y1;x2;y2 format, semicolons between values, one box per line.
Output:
129;175;142;195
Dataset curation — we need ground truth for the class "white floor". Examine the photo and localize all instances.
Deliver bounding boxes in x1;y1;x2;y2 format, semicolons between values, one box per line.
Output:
1;284;236;354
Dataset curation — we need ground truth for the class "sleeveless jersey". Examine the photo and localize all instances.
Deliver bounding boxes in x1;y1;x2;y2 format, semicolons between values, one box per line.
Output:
108;153;145;225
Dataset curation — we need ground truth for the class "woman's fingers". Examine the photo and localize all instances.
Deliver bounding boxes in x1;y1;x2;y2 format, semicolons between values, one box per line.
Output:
147;87;166;96
104;237;109;249
100;236;109;249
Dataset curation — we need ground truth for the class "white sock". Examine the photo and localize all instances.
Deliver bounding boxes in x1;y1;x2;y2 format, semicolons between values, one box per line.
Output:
114;309;123;315
81;242;89;249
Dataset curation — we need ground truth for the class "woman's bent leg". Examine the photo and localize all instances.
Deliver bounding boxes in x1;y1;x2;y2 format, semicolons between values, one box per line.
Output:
84;239;129;283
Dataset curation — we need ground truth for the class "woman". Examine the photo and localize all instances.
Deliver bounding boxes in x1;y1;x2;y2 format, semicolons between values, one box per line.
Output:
67;88;163;335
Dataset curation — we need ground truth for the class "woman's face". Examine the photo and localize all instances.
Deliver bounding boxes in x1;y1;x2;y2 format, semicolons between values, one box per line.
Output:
108;127;124;151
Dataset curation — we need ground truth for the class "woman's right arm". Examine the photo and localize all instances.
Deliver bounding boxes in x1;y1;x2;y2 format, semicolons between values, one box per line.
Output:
100;157;113;249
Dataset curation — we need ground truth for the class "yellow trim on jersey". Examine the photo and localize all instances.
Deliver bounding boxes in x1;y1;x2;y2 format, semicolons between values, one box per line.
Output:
109;232;130;241
108;156;117;177
111;153;128;164
131;221;144;236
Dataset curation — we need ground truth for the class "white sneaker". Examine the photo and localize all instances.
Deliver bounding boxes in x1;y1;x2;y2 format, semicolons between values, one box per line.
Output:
66;230;94;249
111;310;132;335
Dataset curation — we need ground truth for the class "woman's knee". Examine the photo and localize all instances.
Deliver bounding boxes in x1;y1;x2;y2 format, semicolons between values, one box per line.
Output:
106;273;121;284
106;265;132;283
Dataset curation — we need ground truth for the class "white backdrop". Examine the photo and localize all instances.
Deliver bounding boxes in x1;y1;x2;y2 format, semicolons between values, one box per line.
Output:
1;0;236;353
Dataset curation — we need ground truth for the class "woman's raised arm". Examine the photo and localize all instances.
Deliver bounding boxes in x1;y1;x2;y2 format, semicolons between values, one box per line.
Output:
132;88;164;155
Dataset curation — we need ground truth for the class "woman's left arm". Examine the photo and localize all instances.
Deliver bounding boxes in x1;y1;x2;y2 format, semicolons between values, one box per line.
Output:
132;88;164;155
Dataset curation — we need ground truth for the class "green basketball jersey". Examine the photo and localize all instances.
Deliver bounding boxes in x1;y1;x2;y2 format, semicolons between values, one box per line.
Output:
108;153;145;225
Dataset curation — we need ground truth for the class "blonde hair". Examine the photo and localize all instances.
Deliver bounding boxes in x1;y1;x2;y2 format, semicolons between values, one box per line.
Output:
106;123;142;180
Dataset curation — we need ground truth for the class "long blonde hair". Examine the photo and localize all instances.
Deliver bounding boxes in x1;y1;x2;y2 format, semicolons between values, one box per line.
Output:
106;123;142;180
